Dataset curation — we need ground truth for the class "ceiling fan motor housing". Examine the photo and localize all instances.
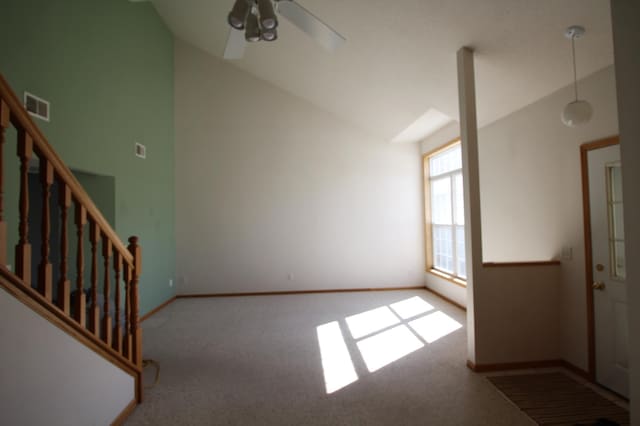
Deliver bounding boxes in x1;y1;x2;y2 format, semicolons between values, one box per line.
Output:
224;0;346;59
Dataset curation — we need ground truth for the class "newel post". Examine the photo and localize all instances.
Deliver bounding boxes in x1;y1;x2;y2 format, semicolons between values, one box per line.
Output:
127;236;143;402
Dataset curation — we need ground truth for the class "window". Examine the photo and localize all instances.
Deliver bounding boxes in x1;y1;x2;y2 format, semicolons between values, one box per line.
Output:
423;141;466;282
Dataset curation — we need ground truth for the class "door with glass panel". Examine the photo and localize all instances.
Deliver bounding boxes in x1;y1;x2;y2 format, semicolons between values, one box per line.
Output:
587;144;628;397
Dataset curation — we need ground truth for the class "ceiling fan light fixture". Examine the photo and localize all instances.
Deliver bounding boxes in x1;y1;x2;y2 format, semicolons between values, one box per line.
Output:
262;28;278;42
561;25;592;127
224;0;346;59
257;0;278;30
228;0;251;30
245;11;262;42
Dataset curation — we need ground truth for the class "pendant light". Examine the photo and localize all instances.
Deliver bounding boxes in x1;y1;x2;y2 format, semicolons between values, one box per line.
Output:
561;25;592;127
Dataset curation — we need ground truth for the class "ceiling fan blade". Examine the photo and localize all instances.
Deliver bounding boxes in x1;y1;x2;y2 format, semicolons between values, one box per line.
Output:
276;1;346;52
224;28;247;60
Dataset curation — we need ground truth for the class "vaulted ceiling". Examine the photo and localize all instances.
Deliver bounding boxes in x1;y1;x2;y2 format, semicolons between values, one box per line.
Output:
144;0;614;141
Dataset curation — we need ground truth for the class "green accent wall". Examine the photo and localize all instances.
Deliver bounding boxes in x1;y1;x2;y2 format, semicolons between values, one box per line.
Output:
0;0;176;315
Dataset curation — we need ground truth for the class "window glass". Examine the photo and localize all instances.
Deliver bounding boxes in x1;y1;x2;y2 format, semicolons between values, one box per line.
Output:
613;241;626;279
456;226;466;278
454;173;464;225
612;204;625;240
610;166;623;202
433;225;453;274
429;145;461;177
607;164;625;280
431;177;452;225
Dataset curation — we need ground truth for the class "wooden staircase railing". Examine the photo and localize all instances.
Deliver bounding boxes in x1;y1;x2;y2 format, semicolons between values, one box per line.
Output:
0;73;143;402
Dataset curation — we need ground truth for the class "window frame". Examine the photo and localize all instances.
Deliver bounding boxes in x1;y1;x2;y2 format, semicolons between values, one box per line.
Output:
423;139;467;286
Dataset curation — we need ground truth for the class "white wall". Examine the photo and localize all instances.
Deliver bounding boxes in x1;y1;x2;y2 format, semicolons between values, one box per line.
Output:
422;66;618;367
174;40;425;294
0;287;134;426
610;2;640;421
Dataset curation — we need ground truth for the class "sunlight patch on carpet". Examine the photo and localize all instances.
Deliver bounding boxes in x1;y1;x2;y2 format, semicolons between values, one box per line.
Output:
390;296;434;320
345;306;400;339
356;325;424;372
317;296;464;393
408;311;462;343
316;321;358;394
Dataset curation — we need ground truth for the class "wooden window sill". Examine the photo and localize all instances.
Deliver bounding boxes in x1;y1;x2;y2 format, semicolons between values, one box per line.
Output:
427;268;467;288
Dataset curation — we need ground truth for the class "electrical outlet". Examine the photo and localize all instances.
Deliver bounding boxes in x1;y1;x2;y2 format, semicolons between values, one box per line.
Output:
169;279;173;287
561;247;573;260
6;264;11;272
287;273;293;281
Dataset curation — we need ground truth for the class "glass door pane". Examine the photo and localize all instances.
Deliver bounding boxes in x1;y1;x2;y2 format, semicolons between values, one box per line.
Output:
607;164;626;280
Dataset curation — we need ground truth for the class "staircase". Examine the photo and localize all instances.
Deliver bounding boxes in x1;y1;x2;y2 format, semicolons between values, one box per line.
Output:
0;74;143;422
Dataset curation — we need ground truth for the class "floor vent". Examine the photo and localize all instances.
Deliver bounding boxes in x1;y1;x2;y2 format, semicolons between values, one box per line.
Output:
24;92;50;122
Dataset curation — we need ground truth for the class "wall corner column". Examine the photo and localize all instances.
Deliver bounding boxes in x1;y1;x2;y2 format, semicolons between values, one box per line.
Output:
457;47;484;366
610;1;640;421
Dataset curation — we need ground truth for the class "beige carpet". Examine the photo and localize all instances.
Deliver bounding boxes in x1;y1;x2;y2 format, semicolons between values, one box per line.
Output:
127;289;535;425
487;373;629;426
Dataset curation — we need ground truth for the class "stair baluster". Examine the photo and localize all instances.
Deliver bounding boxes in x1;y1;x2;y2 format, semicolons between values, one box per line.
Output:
102;235;112;347
113;251;123;354
38;159;54;301
89;219;100;335
123;261;132;362
74;203;87;327
15;130;32;286
58;183;71;314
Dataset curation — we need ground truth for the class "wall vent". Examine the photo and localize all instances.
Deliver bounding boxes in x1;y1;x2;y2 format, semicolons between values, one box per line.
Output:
135;142;146;159
24;92;50;122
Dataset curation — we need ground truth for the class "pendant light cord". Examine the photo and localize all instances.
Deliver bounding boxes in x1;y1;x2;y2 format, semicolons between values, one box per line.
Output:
571;36;578;102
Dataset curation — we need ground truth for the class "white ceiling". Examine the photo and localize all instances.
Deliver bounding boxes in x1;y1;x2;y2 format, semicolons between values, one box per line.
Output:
147;0;614;141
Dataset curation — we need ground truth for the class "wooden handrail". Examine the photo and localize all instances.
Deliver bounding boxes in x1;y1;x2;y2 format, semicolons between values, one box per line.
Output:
0;74;133;265
0;73;143;402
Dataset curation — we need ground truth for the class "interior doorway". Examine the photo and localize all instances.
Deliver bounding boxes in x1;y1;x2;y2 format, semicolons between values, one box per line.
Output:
581;136;628;398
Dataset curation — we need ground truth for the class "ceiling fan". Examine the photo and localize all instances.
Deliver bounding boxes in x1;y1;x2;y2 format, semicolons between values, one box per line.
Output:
224;0;346;60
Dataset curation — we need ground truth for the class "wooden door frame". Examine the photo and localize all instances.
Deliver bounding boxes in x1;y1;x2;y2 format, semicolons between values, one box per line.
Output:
580;135;619;381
